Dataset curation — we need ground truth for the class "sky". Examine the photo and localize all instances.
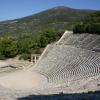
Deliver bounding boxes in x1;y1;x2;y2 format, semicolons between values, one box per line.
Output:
0;0;100;21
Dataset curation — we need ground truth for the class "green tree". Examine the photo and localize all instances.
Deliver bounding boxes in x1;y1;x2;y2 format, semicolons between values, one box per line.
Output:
0;39;18;58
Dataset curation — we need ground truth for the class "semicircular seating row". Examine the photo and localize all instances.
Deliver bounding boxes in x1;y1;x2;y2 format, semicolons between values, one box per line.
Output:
57;31;100;52
33;32;100;85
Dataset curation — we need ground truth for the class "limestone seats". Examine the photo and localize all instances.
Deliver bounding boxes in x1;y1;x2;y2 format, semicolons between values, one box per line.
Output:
57;31;100;52
33;45;100;83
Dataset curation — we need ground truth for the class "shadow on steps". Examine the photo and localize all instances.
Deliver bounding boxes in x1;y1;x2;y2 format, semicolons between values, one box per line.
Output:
17;91;100;100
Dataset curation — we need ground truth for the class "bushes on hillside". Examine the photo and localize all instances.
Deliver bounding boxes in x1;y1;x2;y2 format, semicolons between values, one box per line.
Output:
0;29;63;60
73;11;100;34
73;23;100;33
0;39;18;59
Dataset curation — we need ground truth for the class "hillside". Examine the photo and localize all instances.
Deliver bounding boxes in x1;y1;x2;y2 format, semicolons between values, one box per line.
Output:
73;11;100;33
0;6;95;38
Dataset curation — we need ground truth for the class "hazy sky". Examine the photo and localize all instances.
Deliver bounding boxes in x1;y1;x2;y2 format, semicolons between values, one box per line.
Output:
0;0;100;21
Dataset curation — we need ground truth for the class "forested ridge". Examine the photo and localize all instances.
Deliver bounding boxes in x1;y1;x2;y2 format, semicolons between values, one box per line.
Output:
0;6;95;38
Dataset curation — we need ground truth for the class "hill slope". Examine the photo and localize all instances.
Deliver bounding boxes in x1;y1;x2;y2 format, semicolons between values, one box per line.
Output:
0;6;95;38
73;11;100;33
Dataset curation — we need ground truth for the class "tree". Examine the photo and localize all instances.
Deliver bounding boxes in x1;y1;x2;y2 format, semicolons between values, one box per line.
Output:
0;39;18;58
